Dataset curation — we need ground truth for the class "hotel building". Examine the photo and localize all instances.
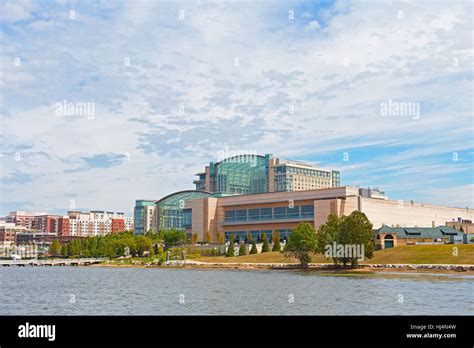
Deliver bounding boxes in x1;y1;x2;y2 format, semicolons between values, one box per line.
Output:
193;154;340;194
136;153;341;235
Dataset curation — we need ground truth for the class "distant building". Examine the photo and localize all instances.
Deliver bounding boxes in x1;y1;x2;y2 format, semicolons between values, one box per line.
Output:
5;211;47;229
446;218;474;234
15;231;57;249
57;211;133;242
33;214;61;234
359;187;388;200
0;222;26;247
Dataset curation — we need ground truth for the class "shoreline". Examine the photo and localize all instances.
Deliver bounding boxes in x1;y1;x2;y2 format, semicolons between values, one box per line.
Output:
88;261;474;275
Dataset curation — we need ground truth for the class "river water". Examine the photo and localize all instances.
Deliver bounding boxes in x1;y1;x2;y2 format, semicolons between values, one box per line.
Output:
0;267;472;315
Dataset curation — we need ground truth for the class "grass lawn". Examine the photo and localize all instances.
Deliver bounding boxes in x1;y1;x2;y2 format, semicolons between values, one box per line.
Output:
363;244;474;264
195;244;474;265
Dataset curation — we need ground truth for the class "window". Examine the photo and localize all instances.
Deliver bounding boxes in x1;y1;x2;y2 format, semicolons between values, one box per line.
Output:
274;207;286;219
248;209;260;221
261;208;272;220
301;205;314;217
235;210;247;221
287;206;299;218
225;210;235;222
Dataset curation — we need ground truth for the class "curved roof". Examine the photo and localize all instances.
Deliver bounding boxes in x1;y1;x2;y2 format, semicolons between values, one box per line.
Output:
156;190;212;204
214;154;265;166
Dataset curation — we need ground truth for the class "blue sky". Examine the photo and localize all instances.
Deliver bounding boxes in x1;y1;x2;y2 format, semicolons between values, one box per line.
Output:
1;0;473;216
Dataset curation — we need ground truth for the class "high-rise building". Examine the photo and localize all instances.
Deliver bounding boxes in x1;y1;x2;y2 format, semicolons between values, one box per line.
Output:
133;200;157;235
269;158;340;192
193;154;340;195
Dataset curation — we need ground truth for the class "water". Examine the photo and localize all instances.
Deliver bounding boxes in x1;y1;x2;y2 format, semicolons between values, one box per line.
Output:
0;267;473;315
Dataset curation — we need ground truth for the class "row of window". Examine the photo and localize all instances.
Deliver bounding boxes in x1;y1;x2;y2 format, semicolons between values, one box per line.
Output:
224;205;314;222
274;166;331;177
225;229;292;241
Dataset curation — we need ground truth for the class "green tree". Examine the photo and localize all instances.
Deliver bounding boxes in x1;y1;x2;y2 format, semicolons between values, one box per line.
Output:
89;237;98;256
238;243;247;256
226;235;235;257
283;222;317;268
136;235;152;257
205;231;212;244
316;212;375;267
261;232;270;253
163;229;186;247
249;240;258;254
61;244;68;257
272;232;281;252
49;239;61;257
315;214;344;266
337;211;374;267
191;233;198;245
66;241;75;256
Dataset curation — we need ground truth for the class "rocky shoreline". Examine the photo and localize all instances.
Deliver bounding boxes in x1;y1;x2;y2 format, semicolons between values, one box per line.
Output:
93;260;474;274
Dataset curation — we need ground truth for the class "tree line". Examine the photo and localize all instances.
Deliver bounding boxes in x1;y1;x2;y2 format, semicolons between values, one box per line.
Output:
49;229;188;258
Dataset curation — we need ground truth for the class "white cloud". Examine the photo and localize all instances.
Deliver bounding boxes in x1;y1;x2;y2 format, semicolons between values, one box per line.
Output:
1;0;472;214
1;2;31;23
305;20;321;30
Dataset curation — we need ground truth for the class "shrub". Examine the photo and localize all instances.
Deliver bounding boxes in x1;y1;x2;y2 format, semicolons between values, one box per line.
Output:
284;222;317;268
226;235;235;257
272;232;281;252
239;243;247;256
261;239;270;253
249;241;258;254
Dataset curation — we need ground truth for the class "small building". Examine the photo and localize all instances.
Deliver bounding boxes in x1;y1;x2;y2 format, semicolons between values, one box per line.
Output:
374;226;462;249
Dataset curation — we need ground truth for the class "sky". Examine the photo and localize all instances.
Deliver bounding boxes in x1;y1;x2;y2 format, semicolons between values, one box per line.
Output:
1;0;473;216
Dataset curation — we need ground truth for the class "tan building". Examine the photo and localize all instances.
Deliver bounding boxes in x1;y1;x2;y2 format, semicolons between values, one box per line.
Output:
185;186;474;243
446;220;474;234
